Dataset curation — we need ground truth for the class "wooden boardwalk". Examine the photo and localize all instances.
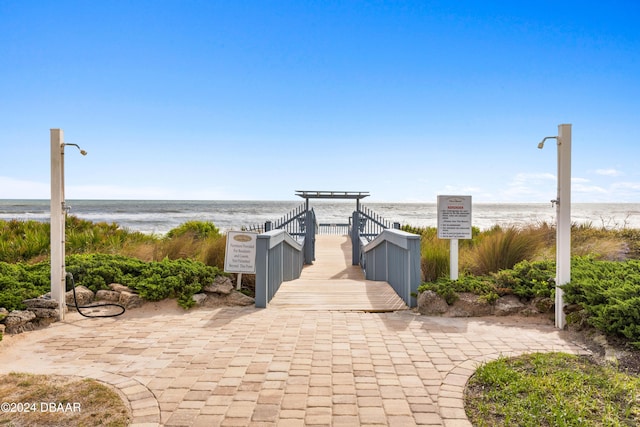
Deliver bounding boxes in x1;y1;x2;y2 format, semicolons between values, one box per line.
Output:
269;235;408;311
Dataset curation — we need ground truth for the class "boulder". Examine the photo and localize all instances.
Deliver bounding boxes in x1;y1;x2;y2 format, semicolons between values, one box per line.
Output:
119;291;143;309
95;290;121;302
531;297;554;313
109;283;133;293
66;285;95;307
0;324;5;336
23;298;59;310
225;291;255;306
0;307;8;321
27;308;60;321
3;310;37;334
3;310;36;326
192;293;208;306
417;291;449;315
494;295;526;316
203;276;234;295
447;293;493;317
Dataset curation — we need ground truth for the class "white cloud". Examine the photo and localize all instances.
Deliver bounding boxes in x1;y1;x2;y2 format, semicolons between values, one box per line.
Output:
0;177;49;199
573;183;608;194
512;172;556;183
595;168;623;177
572;177;591;184
437;185;482;195
497;173;556;202
0;176;235;200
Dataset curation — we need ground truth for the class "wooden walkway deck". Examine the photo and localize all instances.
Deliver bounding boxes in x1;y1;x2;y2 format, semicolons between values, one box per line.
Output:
269;235;408;311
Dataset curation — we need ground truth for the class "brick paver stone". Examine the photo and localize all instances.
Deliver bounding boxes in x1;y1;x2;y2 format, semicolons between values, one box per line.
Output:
0;305;586;426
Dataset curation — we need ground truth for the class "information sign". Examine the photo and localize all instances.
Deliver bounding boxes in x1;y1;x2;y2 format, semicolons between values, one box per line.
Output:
437;195;472;239
224;231;257;274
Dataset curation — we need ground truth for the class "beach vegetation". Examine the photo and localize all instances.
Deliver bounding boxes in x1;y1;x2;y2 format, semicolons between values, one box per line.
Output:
564;257;640;348
465;352;640;427
418;256;640;348
470;225;544;275
0;253;223;311
404;221;630;283
165;220;221;239
0;217;226;267
0;372;130;426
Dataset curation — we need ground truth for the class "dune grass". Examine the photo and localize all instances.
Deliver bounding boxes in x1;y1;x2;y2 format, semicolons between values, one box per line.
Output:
471;226;544;275
404;221;632;283
0;217;227;269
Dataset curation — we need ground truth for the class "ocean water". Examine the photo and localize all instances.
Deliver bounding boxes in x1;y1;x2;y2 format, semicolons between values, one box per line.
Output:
1;199;640;235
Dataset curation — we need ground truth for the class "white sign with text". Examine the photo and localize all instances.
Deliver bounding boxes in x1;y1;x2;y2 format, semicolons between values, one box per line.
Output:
224;231;258;274
437;195;473;239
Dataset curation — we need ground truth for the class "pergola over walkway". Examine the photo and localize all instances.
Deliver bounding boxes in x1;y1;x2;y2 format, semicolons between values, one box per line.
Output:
295;190;370;211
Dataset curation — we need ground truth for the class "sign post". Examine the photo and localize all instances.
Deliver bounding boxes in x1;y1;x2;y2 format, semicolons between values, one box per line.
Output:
224;231;258;290
437;195;472;280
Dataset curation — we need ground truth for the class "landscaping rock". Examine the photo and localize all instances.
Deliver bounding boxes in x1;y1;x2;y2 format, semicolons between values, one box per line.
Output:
95;290;121;302
494;295;526;316
192;293;208;306
3;310;37;334
66;285;95;307
27;308;60;321
226;291;255;306
203;276;234;295
200;291;255;307
417;291;449;315
109;283;133;293
532;297;554;313
119;291;143;309
0;307;8;322
23;298;59;310
447;293;493;317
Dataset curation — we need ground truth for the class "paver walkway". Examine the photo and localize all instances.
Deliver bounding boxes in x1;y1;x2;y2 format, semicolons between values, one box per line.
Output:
0;304;586;426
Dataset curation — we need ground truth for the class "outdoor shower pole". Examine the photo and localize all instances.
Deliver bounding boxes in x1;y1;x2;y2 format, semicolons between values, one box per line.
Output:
555;124;572;330
539;124;572;329
50;129;66;320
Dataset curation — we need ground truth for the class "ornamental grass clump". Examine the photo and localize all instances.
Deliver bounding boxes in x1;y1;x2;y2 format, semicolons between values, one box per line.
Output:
471;226;543;275
158;222;227;269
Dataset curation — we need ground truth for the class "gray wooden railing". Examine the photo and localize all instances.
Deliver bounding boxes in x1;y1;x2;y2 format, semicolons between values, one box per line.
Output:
265;203;307;237
255;229;304;308
317;223;350;235
254;204;317;265
350;204;401;265
361;229;421;307
357;205;395;241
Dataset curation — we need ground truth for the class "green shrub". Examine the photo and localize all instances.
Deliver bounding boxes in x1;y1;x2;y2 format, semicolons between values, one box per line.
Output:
0;254;224;311
492;259;556;299
564;257;640;347
418;259;557;305
0;261;51;311
66;254;222;309
166;221;221;240
418;275;497;304
134;258;221;305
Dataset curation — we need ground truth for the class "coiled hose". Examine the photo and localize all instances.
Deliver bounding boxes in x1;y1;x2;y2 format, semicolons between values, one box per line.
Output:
66;272;126;318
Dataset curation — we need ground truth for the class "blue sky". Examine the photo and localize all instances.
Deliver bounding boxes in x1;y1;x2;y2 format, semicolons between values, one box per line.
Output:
1;0;639;202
